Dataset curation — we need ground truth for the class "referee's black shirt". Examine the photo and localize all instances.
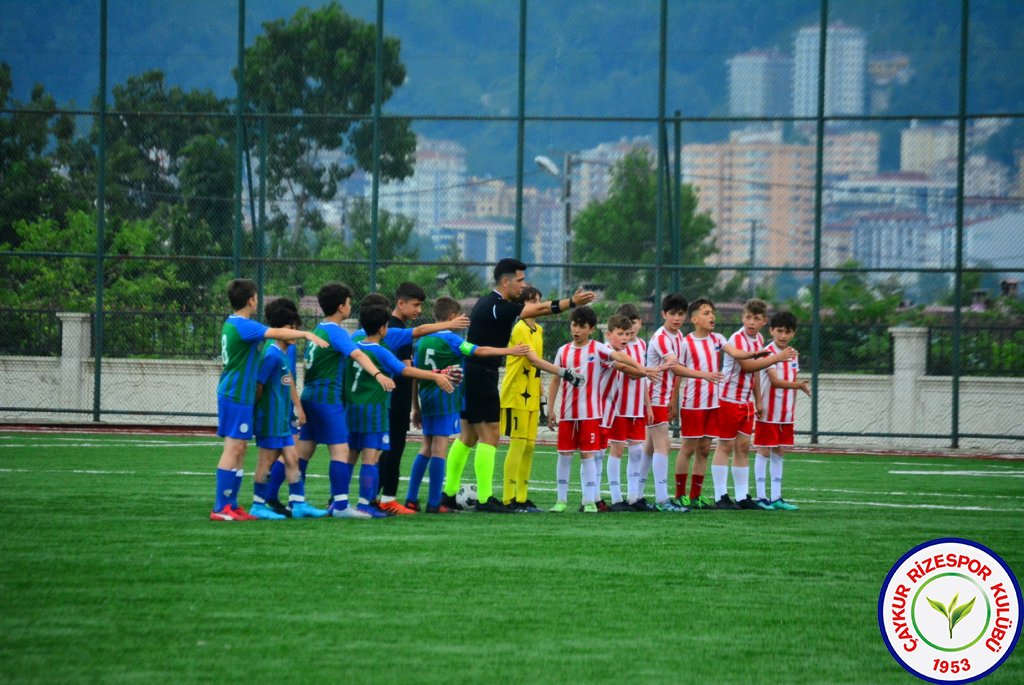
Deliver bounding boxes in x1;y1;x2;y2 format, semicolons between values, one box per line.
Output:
465;290;524;368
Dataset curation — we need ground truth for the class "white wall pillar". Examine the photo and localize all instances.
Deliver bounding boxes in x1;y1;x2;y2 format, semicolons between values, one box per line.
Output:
889;326;929;440
58;312;92;411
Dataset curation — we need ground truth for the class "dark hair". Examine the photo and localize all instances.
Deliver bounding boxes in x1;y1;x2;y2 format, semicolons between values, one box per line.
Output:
265;298;300;328
770;310;798;331
570;305;598;328
517;285;542;305
607;314;633;332
743;298;768;317
433;296;462;322
360;292;391;310
317;283;352;317
615;303;641;322
687;298;715;318
359;305;391;336
227;278;257;310
661;292;688;315
395;281;426;303
493;257;527;284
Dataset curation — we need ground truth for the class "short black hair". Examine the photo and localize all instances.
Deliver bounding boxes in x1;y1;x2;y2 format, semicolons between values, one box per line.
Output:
687;298;715;318
317;283;352;317
494;257;527;284
661;292;688;315
360;292;391;310
395;281;426;303
607;314;633;332
227;278;257;310
359;305;391;336
516;285;542;305
433;296;462;322
615;303;641;322
770;310;798;331
570;305;598;328
265;298;300;328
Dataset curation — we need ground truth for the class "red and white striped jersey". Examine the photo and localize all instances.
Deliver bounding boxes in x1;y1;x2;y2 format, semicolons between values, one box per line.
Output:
598;358;619;428
555;340;614;421
678;332;728;409
646;326;683;407
719;328;764;405
612;339;648;419
757;341;800;424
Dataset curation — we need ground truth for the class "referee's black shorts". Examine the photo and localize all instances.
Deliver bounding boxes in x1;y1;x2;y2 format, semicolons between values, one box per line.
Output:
461;364;500;424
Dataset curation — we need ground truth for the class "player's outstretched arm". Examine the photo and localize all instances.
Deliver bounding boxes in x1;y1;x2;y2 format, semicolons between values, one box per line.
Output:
734;345;796;372
410;314;471;339
265;327;329;348
350;349;396;392
766;368;810;395
402;366;454;393
474;343;531;358
520;288;597;319
670;362;725;383
546;374;560;429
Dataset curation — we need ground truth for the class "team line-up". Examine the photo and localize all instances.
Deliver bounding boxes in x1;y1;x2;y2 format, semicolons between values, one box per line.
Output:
211;257;810;521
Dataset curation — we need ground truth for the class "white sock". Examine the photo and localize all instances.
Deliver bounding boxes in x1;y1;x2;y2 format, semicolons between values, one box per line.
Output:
711;464;729;500
607;455;623;503
638;452;653;499
653;453;669;503
770;452;784;501
581;458;598;504
380;495;395;504
593;450;604;498
627;443;643;502
755;455;768;500
732;465;749;501
556;453;572;503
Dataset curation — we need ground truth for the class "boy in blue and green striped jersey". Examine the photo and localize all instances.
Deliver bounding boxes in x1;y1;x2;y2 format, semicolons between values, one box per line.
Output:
211;279;329;521
251;298;327;520
406;297;530;513
297;283;396;520
341;306;457;518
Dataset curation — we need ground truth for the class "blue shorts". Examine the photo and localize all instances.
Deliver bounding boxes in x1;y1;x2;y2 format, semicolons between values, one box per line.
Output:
349;431;390;452
255;435;295;450
217;396;254;440
422;412;460;438
299;400;349;446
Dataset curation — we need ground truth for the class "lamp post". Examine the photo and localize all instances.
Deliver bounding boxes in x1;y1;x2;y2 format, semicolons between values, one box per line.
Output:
535;153;573;295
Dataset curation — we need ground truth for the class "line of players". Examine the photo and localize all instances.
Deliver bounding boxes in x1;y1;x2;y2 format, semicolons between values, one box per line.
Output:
210;275;808;520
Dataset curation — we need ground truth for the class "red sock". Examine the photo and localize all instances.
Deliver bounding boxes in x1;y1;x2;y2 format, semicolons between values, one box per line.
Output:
674;473;688;498
689;474;705;501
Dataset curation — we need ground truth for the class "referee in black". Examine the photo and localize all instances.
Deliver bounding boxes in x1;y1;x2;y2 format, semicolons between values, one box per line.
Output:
440;258;595;512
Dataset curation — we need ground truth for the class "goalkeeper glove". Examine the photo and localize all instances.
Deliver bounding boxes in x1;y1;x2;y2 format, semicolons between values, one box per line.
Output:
561;368;586;388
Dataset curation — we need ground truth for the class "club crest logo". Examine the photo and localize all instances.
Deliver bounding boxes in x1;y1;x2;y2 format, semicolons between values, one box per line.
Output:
879;538;1020;683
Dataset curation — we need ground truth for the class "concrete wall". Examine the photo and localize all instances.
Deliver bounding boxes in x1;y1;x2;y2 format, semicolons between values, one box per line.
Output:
1;316;1020;453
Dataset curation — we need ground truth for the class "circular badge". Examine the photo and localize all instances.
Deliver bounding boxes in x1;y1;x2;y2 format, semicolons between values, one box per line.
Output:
879;538;1021;683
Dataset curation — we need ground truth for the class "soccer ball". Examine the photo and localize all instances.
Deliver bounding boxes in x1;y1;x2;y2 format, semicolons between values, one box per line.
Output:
455;483;478;509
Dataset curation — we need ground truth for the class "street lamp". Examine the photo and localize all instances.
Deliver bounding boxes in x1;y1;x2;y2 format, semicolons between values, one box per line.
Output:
534;153;573;296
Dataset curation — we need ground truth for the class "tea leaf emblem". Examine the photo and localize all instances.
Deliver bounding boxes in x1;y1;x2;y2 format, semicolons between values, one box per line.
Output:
928;592;976;639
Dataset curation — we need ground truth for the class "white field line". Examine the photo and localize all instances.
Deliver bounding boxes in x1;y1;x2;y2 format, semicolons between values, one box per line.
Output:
796;498;1024;513
890;469;1024;478
800;486;1024;501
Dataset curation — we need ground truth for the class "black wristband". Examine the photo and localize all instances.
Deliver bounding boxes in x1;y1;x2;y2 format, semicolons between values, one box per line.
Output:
373;371;382;378
551;299;562;314
568;296;577;308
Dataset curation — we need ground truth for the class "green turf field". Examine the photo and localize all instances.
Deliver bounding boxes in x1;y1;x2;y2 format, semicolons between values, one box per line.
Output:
0;432;1021;684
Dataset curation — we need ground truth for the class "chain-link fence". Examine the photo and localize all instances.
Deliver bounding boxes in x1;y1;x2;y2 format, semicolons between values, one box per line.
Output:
1;0;1022;449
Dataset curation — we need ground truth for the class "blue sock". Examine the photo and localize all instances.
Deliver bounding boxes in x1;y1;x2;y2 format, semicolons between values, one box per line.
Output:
231;469;244;506
214;468;235;510
358;464;379;505
428;456;446;508
298;458;309;481
407;453;429;503
266;460;286;500
329;460;353;508
288;479;305;504
253;479;268;504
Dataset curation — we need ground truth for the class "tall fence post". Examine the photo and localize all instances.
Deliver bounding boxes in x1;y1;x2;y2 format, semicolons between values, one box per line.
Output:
514;0;527;260
653;0;667;309
809;0;829;445
368;0;385;292
92;0;107;423
233;0;245;278
951;0;970;449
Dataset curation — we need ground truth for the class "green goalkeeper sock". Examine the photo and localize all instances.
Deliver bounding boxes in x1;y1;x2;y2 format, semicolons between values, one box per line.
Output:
443;439;472;497
474;442;497;502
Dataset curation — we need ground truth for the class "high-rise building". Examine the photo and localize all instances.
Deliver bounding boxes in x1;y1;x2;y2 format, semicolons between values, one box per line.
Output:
900;122;959;176
682;137;815;270
727;50;792;117
793;23;867;117
570;136;653;211
808;127;881;178
371;136;467;229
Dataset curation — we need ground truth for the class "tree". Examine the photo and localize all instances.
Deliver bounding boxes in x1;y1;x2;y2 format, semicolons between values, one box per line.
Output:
242;2;416;247
571;149;717;300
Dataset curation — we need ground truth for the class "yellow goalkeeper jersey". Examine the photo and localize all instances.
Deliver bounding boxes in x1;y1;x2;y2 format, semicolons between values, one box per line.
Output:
500;319;543;411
